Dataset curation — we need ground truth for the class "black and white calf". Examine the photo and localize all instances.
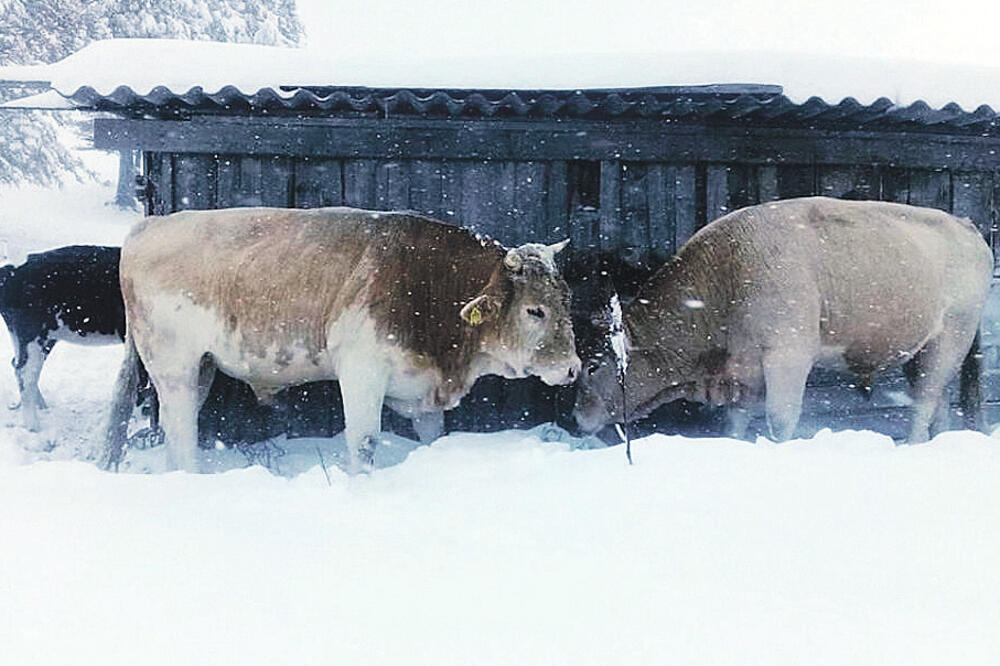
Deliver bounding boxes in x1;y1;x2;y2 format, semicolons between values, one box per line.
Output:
1;245;127;430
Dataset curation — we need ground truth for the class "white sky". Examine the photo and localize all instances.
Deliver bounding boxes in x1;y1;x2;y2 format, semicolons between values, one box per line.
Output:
295;0;1000;68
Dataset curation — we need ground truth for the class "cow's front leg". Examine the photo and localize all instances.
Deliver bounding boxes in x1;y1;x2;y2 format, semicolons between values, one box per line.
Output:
411;410;445;444
723;404;752;440
338;357;388;474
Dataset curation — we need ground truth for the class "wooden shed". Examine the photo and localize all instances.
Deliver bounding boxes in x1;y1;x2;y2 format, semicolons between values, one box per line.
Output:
76;82;1000;441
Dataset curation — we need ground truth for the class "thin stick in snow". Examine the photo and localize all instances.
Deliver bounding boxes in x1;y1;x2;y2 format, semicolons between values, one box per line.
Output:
315;444;332;486
608;292;633;465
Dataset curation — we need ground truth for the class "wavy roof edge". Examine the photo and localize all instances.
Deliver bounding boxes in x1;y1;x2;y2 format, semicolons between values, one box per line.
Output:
50;84;1000;135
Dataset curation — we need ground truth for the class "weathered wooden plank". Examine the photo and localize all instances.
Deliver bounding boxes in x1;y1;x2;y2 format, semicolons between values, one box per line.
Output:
511;161;548;244
158;153;175;213
599;160;622;250
407;160;442;217
777;164;815;199
993;175;1000;269
216;155;264;207
500;162;528;244
261;156;293;207
99;117;1000;171
342;159;377;208
376;161;409;210
726;164;759;211
293;157;343;208
758;166;779;202
565;161;600;251
880;166;909;203
705;165;730;222
646;164;672;257
674;165;697;249
494;161;517;240
439;160;463;224
567;208;600;253
620;162;649;249
907;169;951;211
502;162;532;246
817;164;879;200
952;171;994;236
143;152;168;214
215;155;238;208
545;160;570;242
460;161;515;243
172;154;216;210
458;161;491;236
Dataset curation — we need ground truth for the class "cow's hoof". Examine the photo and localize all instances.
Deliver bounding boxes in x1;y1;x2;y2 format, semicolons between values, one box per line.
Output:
347;456;375;476
128;426;165;450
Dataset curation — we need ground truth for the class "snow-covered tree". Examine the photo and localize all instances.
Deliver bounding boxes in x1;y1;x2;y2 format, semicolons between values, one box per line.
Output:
0;0;304;190
0;0;303;66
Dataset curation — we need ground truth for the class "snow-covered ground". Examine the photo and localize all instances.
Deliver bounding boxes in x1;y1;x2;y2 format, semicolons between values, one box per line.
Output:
2;164;1000;665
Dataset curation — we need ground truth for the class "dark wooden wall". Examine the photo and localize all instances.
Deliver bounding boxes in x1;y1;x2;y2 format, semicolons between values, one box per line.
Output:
131;125;1000;442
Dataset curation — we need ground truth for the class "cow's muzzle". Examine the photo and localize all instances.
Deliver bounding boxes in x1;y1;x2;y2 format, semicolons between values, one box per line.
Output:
536;355;582;386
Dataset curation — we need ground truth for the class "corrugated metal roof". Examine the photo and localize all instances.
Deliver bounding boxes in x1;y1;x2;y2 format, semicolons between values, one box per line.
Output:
64;84;1000;136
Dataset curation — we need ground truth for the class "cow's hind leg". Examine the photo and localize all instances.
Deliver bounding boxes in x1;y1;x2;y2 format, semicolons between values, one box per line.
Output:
14;338;53;431
723;402;763;440
338;356;388;474
145;355;209;472
6;328;22;410
905;318;979;443
762;347;814;442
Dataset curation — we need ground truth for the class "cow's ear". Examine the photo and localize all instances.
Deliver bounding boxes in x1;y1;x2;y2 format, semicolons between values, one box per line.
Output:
460;293;501;326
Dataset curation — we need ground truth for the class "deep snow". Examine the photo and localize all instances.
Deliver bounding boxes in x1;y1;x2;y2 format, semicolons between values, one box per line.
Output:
2;164;1000;665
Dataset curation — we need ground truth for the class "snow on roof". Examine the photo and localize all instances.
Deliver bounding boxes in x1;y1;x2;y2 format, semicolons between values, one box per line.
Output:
2;38;1000;111
0;40;323;99
0;89;76;110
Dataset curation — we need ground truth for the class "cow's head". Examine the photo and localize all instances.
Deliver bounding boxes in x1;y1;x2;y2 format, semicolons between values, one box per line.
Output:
460;239;581;386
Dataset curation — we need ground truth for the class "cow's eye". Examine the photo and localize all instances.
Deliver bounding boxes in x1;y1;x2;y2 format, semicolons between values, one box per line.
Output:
586;360;601;375
526;306;546;320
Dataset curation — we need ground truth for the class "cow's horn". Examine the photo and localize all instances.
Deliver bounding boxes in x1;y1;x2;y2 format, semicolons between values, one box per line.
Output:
504;248;523;271
548;238;570;255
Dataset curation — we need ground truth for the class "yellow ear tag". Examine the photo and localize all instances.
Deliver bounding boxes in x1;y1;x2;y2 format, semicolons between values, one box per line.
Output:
466;306;483;325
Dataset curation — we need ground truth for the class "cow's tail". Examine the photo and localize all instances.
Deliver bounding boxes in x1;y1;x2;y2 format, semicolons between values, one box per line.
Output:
959;331;984;432
102;332;141;471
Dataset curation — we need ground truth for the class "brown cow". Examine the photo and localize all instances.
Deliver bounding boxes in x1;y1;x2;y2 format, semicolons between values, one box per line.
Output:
574;197;993;443
104;207;581;472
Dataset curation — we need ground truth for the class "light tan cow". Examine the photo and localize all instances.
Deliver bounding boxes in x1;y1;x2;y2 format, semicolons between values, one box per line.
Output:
574;197;993;443
104;207;581;472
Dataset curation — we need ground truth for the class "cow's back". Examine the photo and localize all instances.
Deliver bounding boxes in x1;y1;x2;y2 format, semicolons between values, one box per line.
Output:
1;245;124;340
121;207;503;377
688;197;992;367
